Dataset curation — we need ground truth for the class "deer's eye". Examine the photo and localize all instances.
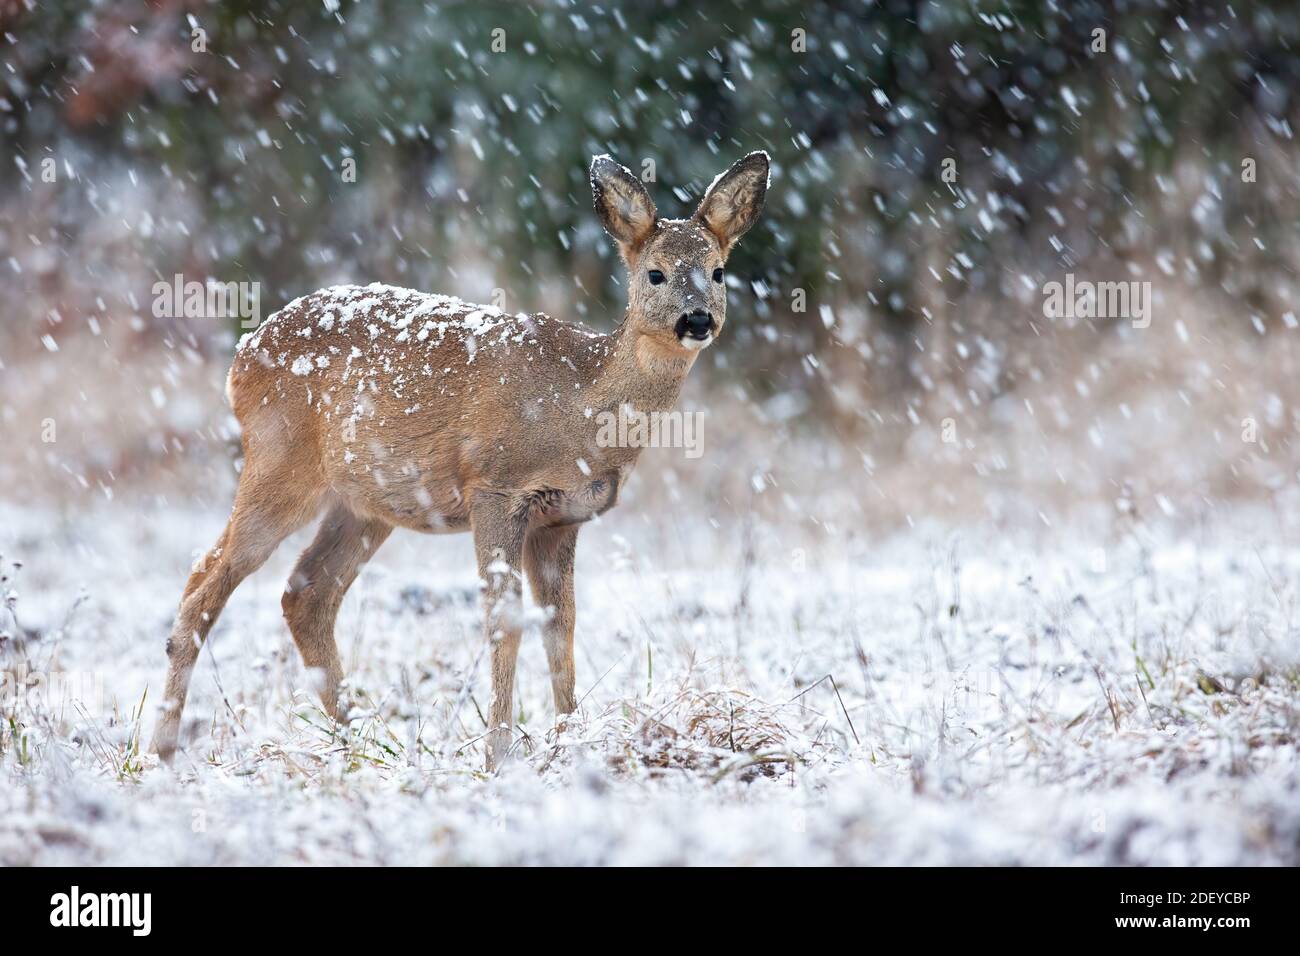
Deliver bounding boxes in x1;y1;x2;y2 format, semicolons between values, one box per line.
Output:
712;268;724;284
647;270;666;285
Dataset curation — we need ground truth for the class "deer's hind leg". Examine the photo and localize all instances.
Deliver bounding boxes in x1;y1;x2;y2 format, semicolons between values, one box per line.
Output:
281;503;392;722
152;457;325;762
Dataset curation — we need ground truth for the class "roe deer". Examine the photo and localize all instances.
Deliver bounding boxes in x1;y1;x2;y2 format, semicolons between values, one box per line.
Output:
151;151;770;768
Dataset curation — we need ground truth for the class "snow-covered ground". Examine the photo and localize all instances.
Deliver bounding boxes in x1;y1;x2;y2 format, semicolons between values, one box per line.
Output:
1;494;1296;866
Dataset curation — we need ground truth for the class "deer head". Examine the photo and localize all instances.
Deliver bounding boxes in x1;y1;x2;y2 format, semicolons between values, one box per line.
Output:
590;151;769;355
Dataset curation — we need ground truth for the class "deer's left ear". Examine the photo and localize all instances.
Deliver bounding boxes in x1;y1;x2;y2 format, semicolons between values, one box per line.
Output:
694;151;770;254
591;154;658;256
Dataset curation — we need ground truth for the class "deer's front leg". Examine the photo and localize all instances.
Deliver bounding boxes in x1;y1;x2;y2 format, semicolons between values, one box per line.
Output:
471;493;529;771
524;523;579;716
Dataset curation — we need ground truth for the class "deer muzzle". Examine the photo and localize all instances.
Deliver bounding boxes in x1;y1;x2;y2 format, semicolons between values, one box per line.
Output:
675;310;715;342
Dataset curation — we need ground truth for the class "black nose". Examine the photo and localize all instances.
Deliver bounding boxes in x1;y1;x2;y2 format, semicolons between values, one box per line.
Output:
675;310;714;340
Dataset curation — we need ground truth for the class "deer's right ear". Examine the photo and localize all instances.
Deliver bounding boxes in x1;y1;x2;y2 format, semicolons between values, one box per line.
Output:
693;151;769;254
590;155;657;254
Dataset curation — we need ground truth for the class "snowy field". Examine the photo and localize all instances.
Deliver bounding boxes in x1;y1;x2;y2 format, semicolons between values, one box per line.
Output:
2;493;1297;866
6;0;1300;873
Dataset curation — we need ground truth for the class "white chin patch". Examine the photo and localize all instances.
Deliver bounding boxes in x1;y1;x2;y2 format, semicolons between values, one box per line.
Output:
679;334;713;351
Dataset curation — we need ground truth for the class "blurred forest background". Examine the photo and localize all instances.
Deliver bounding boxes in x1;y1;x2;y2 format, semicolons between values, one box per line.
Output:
4;0;1300;528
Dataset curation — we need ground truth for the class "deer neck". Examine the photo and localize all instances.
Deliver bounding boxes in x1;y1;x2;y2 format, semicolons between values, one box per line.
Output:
595;313;698;414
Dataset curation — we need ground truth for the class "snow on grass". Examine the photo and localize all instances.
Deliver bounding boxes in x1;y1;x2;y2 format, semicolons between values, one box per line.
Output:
0;499;1297;865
